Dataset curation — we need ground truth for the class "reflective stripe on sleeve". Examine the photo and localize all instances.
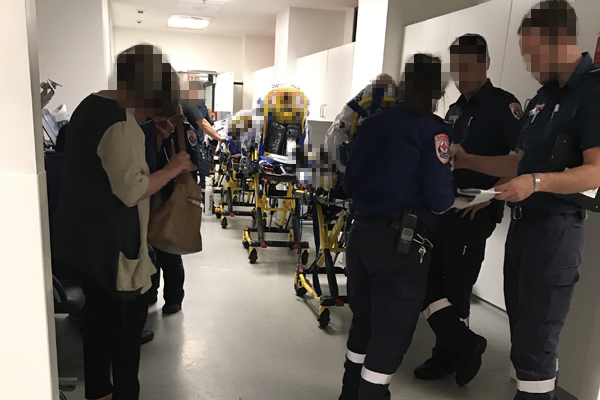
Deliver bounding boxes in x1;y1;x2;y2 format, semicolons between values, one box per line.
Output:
361;367;393;385
422;298;452;319
517;377;556;394
346;350;366;364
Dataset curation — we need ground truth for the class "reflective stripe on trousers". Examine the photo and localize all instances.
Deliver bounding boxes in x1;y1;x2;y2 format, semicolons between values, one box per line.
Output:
422;298;452;319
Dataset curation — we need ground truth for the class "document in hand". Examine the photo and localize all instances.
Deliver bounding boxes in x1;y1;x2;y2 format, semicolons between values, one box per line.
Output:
453;189;500;210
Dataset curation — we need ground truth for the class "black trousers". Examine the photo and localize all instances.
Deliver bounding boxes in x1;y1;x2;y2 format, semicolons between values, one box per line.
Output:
149;249;185;305
80;277;148;400
504;211;584;400
421;205;497;356
341;219;431;400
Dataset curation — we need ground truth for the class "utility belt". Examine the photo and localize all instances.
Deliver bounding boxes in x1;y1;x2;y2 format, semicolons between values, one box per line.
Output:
509;205;587;221
355;213;431;258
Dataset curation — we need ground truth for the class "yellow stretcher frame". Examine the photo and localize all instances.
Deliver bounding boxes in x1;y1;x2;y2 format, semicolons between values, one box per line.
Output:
348;96;397;140
241;87;310;264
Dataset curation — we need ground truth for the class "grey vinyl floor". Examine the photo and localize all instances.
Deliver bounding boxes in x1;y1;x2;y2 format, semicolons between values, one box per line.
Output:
56;213;519;400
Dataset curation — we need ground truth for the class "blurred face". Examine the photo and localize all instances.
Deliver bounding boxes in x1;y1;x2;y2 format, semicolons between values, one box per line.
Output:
519;27;567;84
450;52;488;96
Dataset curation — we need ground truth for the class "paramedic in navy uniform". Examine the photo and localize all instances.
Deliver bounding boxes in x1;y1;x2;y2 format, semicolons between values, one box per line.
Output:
339;53;456;400
140;107;205;315
452;1;600;399
414;34;523;386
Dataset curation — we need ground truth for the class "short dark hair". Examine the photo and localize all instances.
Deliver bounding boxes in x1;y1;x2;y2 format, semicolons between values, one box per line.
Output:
399;53;445;113
449;34;489;63
115;44;180;117
518;0;577;38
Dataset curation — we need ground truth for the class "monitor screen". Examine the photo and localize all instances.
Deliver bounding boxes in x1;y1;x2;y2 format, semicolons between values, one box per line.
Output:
41;109;59;145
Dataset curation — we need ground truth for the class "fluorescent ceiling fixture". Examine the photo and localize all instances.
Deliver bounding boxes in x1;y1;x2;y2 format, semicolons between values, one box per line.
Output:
167;15;210;30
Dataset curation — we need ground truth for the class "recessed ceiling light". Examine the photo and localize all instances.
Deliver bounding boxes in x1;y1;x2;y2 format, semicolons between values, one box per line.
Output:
167;15;210;30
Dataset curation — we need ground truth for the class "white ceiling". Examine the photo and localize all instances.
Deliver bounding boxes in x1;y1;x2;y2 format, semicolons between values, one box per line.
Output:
110;0;358;37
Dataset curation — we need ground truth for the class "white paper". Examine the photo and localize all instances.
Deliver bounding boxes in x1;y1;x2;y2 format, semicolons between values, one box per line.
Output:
581;188;599;199
453;189;500;210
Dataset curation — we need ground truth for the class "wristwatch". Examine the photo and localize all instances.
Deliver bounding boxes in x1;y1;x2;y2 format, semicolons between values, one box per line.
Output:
532;173;541;192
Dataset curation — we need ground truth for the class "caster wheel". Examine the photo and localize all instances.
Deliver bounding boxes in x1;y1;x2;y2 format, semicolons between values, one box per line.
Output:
249;249;258;264
243;241;250;249
295;279;307;297
301;251;309;265
215;212;221;219
221;218;228;229
318;309;331;328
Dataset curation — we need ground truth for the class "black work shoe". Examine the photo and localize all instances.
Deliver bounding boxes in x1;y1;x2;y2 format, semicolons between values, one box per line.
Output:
455;333;487;387
147;296;158;307
414;357;457;380
162;303;182;314
141;330;155;345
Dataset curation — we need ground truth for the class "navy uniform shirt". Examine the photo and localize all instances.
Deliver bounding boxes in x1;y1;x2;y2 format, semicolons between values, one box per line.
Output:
515;53;600;213
446;79;523;190
344;102;455;227
140;119;208;196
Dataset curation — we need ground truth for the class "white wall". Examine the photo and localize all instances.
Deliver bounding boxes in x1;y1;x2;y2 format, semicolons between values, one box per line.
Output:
36;0;111;112
113;27;244;81
274;7;347;84
353;0;488;94
288;8;347;60
242;35;275;109
0;0;58;398
351;0;389;93
274;9;291;82
344;8;356;45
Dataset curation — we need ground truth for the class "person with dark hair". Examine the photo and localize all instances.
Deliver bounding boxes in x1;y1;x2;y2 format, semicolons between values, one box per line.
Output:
181;80;222;144
141;105;205;315
452;2;600;399
414;34;523;386
52;44;194;400
338;53;456;400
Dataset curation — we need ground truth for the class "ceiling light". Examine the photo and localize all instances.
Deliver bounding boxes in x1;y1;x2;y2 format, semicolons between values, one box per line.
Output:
167;15;210;30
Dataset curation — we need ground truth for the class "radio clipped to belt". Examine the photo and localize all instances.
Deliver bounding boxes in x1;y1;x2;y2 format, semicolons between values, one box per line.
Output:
393;206;433;263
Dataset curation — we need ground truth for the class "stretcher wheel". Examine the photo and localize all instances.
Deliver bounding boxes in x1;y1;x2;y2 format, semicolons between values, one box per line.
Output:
294;275;308;297
295;286;307;297
243;241;250;249
215;211;221;219
249;249;258;264
221;218;228;229
301;251;309;265
318;308;331;328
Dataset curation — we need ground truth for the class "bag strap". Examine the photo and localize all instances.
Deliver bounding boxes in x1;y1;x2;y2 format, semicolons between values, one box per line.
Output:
172;115;194;183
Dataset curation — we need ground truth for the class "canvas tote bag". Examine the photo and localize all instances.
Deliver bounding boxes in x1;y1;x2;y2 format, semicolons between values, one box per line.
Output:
147;117;203;254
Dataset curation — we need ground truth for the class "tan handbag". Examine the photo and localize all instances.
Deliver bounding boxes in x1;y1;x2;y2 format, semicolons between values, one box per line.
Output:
147;117;203;255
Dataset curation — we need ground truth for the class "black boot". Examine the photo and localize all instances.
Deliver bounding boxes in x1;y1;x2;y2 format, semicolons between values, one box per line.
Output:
455;331;487;387
414;345;456;380
140;329;155;345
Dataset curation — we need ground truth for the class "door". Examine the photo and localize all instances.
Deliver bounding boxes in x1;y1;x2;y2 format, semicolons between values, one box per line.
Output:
296;50;328;121
324;43;355;121
214;72;234;120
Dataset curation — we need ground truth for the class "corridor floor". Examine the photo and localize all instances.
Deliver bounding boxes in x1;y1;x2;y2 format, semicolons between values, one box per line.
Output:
56;213;519;400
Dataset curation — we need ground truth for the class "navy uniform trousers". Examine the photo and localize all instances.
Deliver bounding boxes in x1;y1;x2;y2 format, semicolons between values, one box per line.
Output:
422;205;497;359
504;208;584;400
340;218;431;400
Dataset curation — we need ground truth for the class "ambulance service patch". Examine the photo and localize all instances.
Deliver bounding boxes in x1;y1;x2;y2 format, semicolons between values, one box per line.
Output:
509;102;524;119
435;134;450;164
187;130;197;147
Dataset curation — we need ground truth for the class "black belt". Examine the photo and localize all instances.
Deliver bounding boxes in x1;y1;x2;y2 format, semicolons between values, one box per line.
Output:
510;206;587;221
355;217;428;237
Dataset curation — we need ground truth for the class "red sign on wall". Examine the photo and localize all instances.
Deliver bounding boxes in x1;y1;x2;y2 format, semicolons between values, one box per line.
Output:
594;35;600;65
